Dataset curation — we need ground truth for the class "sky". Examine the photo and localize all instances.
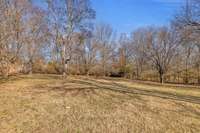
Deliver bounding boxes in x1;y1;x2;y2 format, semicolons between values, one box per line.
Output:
92;0;184;34
34;0;185;34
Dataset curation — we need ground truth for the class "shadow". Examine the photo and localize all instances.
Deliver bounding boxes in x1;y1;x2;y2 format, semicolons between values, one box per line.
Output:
165;102;200;120
23;78;145;108
50;86;98;97
0;74;62;85
0;75;25;84
87;76;200;90
76;78;200;105
6;75;200;105
27;80;98;97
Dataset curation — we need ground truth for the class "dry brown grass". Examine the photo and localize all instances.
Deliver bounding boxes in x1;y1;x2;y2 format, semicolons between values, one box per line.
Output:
0;74;200;133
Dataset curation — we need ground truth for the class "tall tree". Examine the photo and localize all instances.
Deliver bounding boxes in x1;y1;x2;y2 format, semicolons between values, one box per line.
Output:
143;27;179;83
47;0;95;77
23;6;47;74
95;23;115;76
131;29;147;79
172;0;200;83
0;0;30;77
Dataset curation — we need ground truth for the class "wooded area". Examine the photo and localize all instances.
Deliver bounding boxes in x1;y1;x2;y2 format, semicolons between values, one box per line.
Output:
0;0;200;84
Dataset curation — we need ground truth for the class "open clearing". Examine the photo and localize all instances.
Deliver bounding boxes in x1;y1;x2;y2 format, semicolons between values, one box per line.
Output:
0;75;200;133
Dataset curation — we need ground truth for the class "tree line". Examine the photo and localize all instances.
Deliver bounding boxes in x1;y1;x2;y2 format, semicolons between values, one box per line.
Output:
0;0;200;84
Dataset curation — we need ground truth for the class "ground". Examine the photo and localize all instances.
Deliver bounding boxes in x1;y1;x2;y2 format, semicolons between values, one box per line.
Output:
0;74;200;133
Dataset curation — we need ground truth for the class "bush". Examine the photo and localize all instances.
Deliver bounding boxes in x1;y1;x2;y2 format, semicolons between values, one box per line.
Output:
45;62;62;74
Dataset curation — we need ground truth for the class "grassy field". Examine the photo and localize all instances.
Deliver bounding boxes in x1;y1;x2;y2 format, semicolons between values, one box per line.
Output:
0;74;200;133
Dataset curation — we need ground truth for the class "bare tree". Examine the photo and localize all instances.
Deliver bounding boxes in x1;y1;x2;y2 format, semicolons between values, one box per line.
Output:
47;0;95;77
131;28;147;79
23;6;47;74
80;35;99;75
0;0;30;77
142;27;179;83
172;0;200;83
63;0;95;77
94;23;115;76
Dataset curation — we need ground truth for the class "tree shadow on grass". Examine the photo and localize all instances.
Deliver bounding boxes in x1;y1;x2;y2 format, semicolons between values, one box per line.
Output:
73;78;200;105
3;74;200;105
0;74;61;85
0;76;22;84
50;86;98;97
174;102;200;119
27;78;146;107
19;77;200;119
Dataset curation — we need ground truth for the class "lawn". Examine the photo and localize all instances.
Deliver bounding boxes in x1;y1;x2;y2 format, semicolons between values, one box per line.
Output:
0;74;200;133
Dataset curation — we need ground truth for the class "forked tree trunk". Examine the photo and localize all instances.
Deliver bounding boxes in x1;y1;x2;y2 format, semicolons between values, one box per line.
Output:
158;68;165;84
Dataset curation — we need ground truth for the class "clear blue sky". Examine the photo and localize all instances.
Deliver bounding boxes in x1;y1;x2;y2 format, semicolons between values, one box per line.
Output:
92;0;184;34
34;0;184;34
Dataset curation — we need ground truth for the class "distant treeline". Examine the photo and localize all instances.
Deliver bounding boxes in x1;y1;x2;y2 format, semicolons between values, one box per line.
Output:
0;0;200;84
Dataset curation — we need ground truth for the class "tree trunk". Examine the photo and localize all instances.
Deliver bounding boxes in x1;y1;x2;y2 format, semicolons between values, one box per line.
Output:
185;60;189;84
158;68;164;84
29;69;32;75
136;63;139;80
29;61;33;75
63;63;67;78
62;43;66;78
159;73;164;84
4;61;9;78
198;63;200;84
197;50;200;84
